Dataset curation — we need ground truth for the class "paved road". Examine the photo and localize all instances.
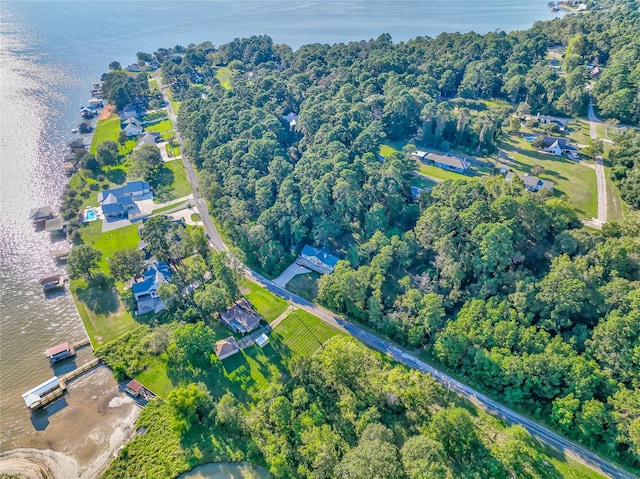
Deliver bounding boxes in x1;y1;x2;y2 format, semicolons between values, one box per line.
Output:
588;101;608;225
155;77;637;479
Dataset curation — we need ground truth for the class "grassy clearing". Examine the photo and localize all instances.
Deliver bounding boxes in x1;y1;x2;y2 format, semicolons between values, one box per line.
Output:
379;144;398;157
567;119;593;146
165;88;180;114
216;67;233;90
145;118;174;135
410;174;438;189
80;221;140;273
165;142;180;158
90;114;121;154
239;279;288;322
71;280;139;347
499;135;598;218
417;163;483;182
135;354;175;398
271;310;345;359
285;272;320;301
151;159;192;203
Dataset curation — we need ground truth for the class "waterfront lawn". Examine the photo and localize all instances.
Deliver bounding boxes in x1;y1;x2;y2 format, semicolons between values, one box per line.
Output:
151;159;191;203
135;353;175;398
216;66;233;90
285;272;320;301
499;135;598;218
80;221;140;274
90;114;121;154
71;280;139;347
239;279;288;322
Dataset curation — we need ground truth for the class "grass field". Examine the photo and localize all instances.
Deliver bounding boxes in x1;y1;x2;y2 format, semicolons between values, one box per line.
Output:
216;67;232;90
239;279;288;322
151;159;192;203
499;135;598;218
145;118;174;136
71;280;139;347
79;221;140;274
90;114;121;154
410;174;438;189
136;353;175;398
567;119;593;146
271;310;345;359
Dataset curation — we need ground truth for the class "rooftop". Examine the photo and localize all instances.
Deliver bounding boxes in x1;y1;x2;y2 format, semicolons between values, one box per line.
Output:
300;244;340;268
425;153;470;170
215;337;240;359
220;298;262;333
45;342;72;358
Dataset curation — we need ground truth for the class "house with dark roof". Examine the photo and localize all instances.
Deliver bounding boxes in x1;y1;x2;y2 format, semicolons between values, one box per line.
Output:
97;181;151;220
296;245;340;274
541;136;579;159
29;206;53;224
120;104;140;120
68;139;86;152
220;298;262;334
138;132;161;147
536;114;569;132
215;337;240;360
132;261;172;314
505;171;554;192
424;153;471;173
123;122;144;137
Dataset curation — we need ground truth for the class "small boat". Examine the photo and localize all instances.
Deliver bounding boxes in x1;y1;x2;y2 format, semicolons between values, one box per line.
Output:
71;127;79;133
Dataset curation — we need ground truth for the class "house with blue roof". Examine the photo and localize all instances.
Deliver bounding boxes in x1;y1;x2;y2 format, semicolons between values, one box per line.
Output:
296;244;340;274
97;181;151;220
132;261;172;314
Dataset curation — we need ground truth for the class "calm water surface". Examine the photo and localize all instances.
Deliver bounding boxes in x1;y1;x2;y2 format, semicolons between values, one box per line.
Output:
0;0;559;451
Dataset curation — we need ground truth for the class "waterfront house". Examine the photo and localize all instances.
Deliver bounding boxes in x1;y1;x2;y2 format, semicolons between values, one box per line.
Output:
67;139;86;152
215;337;240;360
424;152;471;173
126;63;143;73
541;136;578;159
123;122;143;137
505;171;554;192
220;298;262;334
88;98;104;108
120;104;140;120
63;161;77;176
132;261;172;314
80;107;96;119
98;181;150;220
122;117;142;128
296;244;340;274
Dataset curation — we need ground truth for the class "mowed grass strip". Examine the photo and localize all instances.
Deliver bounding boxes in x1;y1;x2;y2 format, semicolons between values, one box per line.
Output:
216;67;232;90
239;279;288;322
271;310;345;359
90;113;121;154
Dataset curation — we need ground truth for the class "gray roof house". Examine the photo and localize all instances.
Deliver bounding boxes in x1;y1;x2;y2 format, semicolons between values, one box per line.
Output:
424;153;471;173
139;132;161;146
98;181;151;220
131;261;172;314
220;298;262;334
505;171;554;192
296;244;340;274
541;136;578;159
215;337;240;360
29;206;53;223
536;114;569;131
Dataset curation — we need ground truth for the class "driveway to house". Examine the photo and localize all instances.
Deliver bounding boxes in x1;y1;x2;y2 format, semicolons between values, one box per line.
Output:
272;263;311;288
154;70;636;479
588;101;607;226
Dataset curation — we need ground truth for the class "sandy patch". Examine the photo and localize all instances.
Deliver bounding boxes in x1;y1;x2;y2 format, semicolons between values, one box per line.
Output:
97;104;115;121
0;366;140;479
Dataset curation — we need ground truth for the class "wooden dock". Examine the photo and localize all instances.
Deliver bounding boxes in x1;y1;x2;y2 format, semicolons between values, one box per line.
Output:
24;358;101;410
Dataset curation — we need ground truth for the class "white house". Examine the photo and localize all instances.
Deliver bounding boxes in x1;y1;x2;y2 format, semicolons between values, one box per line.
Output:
131;261;172;314
296;245;340;274
123;123;143;137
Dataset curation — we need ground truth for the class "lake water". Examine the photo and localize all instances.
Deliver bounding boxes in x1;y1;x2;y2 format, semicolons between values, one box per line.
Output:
0;0;559;459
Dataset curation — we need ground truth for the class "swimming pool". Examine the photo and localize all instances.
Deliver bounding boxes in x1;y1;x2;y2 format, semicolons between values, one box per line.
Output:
84;208;99;222
524;136;535;142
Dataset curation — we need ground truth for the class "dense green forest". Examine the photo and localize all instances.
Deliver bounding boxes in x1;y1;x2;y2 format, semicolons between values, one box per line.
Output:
102;0;640;475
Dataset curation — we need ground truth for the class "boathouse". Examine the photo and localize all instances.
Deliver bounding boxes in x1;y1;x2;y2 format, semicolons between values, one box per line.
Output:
125;379;144;397
29;206;53;225
22;377;61;409
45;342;75;364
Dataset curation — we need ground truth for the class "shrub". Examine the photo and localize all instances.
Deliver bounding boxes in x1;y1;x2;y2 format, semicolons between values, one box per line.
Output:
67;189;78;198
80;190;91;198
97;174;106;182
89;183;100;191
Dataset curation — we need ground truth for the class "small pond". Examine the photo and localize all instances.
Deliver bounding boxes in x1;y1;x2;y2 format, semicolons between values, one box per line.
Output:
177;462;271;479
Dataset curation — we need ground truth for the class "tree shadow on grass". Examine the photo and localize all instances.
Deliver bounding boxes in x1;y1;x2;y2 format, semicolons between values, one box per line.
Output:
150;166;175;202
103;167;127;185
76;275;119;315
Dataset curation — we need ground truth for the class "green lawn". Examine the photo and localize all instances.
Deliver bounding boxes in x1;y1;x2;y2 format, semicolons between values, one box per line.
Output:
410;175;438;189
166;88;180;114
80;221;140;273
151;200;190;215
136;354;175;398
418;163;481;182
567;119;593;146
379;144;398;157
71;280;139;348
148;79;159;94
271;310;345;359
165;142;180;158
90;114;121;154
151;159;192;203
216;67;232;90
285;272;320;301
145;118;174;135
499;135;598;218
239;279;288;322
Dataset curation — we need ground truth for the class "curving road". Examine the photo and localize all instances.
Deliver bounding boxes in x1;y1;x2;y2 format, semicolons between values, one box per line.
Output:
155;73;637;479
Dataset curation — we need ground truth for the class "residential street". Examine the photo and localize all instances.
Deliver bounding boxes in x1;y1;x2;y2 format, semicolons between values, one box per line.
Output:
155;74;636;479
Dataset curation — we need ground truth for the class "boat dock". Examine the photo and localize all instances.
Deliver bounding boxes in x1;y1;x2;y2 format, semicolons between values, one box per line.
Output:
22;357;101;410
39;274;68;292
